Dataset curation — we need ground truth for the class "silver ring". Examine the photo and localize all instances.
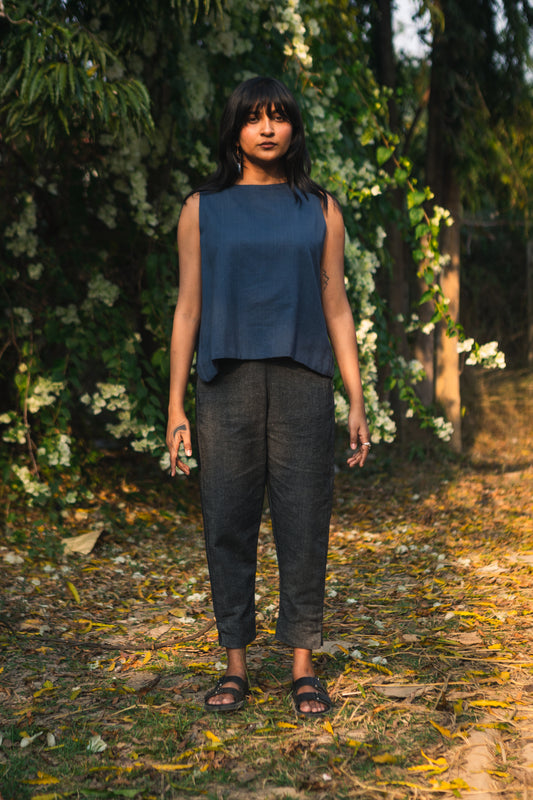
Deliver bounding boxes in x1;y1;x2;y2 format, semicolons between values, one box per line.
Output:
361;442;371;448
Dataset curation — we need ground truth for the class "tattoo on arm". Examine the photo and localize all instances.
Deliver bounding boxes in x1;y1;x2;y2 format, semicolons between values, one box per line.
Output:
321;268;330;291
172;424;186;438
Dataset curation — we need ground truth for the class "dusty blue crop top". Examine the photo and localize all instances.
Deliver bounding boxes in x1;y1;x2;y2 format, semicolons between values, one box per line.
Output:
197;183;334;382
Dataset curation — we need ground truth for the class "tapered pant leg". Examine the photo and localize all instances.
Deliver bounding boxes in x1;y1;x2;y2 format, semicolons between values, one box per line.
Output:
196;361;267;648
265;360;335;649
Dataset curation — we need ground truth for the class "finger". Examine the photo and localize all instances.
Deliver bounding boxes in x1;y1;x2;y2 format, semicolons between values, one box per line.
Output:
176;457;190;476
168;442;179;477
182;434;192;458
176;431;193;476
346;443;371;468
358;442;371;467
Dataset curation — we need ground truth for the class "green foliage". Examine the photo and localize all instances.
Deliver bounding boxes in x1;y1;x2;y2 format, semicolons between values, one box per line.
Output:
0;2;153;146
0;0;510;508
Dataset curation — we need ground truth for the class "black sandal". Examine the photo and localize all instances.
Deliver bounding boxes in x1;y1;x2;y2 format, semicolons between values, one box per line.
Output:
291;676;333;717
204;674;249;713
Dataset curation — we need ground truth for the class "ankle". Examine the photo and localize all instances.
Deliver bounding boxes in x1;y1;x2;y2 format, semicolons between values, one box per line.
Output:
292;647;315;679
225;646;247;677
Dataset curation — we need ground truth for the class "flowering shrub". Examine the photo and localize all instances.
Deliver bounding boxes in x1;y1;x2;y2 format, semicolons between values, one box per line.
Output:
0;0;504;506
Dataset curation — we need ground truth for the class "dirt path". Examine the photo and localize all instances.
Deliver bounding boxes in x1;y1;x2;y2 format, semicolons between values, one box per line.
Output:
0;369;531;799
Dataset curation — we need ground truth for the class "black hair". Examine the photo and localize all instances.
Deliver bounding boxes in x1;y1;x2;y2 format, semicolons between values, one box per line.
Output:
193;76;329;207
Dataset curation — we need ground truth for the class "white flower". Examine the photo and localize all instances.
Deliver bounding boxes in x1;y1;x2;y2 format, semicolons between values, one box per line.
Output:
55;305;80;326
457;338;474;354
433;416;454;442
28;262;44;280
27;378;64;414
12;465;51;501
13;307;33;326
86;274;120;307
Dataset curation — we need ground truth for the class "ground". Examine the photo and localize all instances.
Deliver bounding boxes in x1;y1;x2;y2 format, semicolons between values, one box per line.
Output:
0;368;532;800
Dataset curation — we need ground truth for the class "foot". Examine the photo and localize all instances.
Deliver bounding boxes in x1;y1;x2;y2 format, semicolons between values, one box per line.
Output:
291;675;332;716
292;648;331;715
204;674;248;712
205;647;247;709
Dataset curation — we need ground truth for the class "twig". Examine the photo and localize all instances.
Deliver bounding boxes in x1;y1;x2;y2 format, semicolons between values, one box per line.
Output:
0;1;31;24
432;672;450;710
1;617;216;654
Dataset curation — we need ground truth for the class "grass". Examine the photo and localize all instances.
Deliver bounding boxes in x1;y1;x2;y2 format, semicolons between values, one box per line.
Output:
0;368;532;799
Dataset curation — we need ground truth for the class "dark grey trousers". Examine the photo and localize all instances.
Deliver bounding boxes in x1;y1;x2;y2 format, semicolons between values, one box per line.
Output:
196;358;335;650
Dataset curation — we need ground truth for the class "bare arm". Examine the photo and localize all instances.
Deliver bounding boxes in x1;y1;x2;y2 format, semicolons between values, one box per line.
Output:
321;200;371;468
166;194;201;476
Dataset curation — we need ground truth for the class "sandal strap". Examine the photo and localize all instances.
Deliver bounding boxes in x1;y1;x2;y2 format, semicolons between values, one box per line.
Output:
292;676;326;693
218;674;247;690
205;674;248;701
295;690;330;706
291;676;332;711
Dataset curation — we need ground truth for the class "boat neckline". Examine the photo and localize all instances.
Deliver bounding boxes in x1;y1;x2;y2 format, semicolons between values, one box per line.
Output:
232;182;289;187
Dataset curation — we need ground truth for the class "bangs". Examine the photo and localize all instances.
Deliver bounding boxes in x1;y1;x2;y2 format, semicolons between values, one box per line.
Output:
232;77;300;130
247;100;289;120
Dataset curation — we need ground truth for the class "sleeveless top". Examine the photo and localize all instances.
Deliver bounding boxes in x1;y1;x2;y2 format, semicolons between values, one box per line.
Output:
197;183;334;382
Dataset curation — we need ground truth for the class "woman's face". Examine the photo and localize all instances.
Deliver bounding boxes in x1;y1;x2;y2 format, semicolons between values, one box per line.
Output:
238;104;293;167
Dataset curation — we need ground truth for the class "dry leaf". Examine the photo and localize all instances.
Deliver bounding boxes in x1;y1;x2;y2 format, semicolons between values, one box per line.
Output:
87;734;107;753
62;527;104;555
375;683;434;699
20;732;43;748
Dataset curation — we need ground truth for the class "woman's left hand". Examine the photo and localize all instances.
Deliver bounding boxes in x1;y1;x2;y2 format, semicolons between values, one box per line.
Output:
346;408;372;468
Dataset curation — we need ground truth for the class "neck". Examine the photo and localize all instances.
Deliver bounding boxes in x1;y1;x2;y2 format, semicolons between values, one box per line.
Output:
237;161;287;186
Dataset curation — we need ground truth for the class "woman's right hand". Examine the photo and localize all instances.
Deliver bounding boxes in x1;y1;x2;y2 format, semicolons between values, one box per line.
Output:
166;414;193;476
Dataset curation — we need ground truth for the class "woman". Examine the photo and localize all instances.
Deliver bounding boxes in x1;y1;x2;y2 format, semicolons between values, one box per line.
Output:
167;77;371;717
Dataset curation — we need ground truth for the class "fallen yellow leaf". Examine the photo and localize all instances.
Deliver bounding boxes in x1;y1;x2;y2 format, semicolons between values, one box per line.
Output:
65;581;80;603
205;731;221;743
34;681;55;698
30;794;63;800
22;772;60;785
429;720;452;738
470;700;511;708
373;753;397;764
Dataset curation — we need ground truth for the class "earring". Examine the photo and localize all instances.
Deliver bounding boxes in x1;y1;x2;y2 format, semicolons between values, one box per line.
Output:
234;145;242;174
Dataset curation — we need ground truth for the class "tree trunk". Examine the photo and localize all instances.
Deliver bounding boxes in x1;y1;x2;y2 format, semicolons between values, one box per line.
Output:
422;0;463;451
435;176;462;451
527;239;533;368
372;0;412;440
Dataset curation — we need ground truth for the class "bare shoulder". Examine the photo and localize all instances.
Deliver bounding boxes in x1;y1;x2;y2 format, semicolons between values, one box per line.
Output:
178;193;200;239
180;192;200;221
322;193;345;236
